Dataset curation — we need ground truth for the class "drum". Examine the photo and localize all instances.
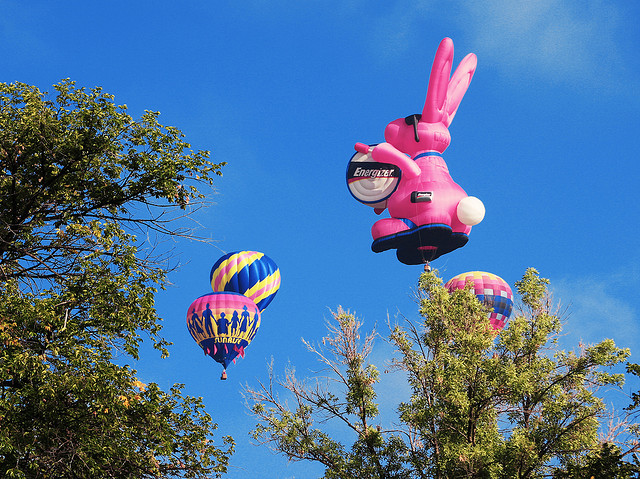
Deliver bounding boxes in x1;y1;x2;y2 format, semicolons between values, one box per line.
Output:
346;145;401;208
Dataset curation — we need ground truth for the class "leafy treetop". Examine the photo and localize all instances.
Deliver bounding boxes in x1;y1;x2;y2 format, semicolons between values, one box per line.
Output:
0;80;232;478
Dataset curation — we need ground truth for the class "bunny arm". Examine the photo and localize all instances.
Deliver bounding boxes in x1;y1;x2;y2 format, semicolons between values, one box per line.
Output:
354;142;421;179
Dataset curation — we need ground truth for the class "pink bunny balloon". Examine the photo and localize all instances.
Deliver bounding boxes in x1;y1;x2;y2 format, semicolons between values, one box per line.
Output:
346;38;485;265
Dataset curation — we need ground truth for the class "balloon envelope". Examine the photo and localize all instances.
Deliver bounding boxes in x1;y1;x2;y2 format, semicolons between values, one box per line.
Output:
186;292;261;369
445;271;513;330
210;251;280;311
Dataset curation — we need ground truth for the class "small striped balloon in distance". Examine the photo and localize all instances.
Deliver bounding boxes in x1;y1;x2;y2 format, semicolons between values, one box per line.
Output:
210;251;280;312
445;271;513;331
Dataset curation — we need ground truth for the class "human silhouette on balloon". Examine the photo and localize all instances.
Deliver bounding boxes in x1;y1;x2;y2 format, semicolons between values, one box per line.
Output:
201;303;216;336
188;308;203;340
217;311;229;335
240;305;251;334
230;310;241;335
248;311;260;341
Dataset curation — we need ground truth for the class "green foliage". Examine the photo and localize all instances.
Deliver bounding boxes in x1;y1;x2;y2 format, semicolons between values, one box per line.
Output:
247;308;410;479
0;79;223;285
553;443;639;479
248;269;634;478
0;80;233;477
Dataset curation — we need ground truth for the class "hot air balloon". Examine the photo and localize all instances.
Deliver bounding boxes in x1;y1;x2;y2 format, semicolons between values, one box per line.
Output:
210;251;280;311
346;38;484;265
445;271;513;331
186;292;261;379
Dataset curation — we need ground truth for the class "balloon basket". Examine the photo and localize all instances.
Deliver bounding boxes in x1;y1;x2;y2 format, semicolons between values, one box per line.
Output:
221;370;227;380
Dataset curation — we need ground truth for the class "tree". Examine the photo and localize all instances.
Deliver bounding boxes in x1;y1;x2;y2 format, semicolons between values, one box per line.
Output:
0;80;233;477
247;268;636;478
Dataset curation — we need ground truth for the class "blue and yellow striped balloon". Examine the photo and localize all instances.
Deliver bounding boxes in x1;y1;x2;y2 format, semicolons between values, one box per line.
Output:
210;251;280;312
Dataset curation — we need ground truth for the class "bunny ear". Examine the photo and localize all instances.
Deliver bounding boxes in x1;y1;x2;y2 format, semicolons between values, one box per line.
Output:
442;52;477;127
422;38;454;123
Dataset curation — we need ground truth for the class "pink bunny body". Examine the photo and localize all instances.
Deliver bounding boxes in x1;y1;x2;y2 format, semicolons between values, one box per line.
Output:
350;38;484;265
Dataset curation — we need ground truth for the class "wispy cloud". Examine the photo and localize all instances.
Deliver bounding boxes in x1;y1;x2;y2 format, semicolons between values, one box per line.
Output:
464;0;633;88
551;268;639;355
362;0;639;98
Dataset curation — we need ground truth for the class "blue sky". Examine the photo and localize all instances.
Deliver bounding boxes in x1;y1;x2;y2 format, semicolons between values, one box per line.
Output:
2;1;639;477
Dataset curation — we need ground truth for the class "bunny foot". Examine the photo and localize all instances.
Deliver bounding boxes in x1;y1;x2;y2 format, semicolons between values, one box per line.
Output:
371;218;414;243
372;222;469;265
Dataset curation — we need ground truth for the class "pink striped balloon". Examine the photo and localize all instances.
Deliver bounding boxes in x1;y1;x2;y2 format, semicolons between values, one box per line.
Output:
186;292;261;370
445;271;513;331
